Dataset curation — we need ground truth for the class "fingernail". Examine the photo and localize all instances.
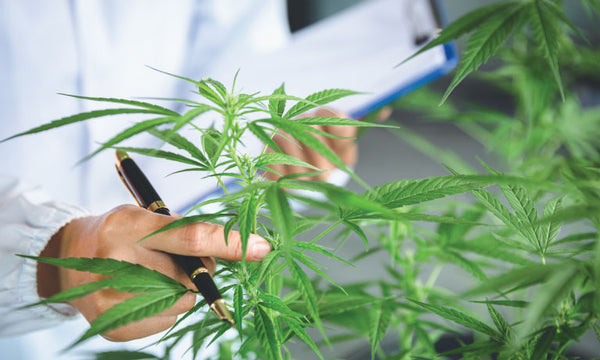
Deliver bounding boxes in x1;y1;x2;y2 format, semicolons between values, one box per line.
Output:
249;235;271;260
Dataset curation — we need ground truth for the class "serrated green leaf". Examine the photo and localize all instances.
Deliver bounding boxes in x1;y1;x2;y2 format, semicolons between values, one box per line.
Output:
255;250;282;287
528;0;565;100
455;237;532;266
139;213;234;241
443;250;487;281
59;94;179;116
269;83;287;117
410;299;500;339
293;241;354;267
318;294;377;317
201;128;222;165
72;289;186;347
158;298;207;343
21;256;185;288
400;1;517;64
238;194;257;260
206;321;233;348
369;301;392;359
592;322;600;343
284;89;359;119
197;80;225;107
203;78;228;98
481;165;540;249
442;4;526;102
414;325;436;357
439;341;501;357
280;179;391;217
169;105;213;134
469;299;529;308
147;128;209;166
30;276;182;307
265;184;294;243
254;306;282;360
234;285;244;336
26;278;116;307
2;108;160;143
554;232;598;245
487;303;511;340
285;318;323;360
364;176;484;209
286;258;323;336
259;292;303;318
541;197;562;250
342;220;370;250
531;326;556;360
256;152;320;171
519;264;578;339
542;1;589;43
112;146;206;167
291;249;344;291
465;263;562;296
294;116;396;128
223;216;237;247
259;118;365;187
80;117;175;163
471;189;523;234
248;122;281;152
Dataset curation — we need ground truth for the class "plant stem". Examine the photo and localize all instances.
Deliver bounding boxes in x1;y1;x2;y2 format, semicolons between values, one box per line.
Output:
310;220;343;245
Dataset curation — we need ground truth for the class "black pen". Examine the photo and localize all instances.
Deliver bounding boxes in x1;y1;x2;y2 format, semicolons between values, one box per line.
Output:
115;150;234;326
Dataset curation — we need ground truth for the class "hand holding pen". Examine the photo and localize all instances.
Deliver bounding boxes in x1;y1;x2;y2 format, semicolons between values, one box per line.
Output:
37;152;271;342
115;150;240;325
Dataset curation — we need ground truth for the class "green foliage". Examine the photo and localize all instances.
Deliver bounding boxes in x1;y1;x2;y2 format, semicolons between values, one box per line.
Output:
11;1;600;358
404;0;593;102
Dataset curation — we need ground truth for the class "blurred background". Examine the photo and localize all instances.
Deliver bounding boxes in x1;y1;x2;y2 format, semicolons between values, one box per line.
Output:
285;1;600;359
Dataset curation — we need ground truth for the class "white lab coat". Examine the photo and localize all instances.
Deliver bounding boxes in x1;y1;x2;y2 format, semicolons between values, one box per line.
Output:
0;0;290;358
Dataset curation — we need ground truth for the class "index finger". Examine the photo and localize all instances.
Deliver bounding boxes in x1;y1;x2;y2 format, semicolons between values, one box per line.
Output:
140;213;272;262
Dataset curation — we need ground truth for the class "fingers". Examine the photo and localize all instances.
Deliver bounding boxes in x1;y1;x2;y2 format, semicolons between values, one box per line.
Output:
96;205;271;262
264;108;358;181
102;315;178;342
141;218;271;262
270;130;331;180
322;124;358;168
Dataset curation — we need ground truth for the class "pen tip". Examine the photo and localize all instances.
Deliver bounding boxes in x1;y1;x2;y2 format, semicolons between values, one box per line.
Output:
211;299;235;327
115;150;130;162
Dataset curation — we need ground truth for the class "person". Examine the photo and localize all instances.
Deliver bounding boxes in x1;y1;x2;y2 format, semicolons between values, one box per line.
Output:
0;0;357;358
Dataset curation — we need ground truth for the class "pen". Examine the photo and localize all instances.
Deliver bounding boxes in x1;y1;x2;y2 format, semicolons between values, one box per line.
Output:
115;150;234;326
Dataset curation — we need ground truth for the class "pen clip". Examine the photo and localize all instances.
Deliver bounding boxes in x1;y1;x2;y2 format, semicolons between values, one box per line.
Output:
115;164;144;207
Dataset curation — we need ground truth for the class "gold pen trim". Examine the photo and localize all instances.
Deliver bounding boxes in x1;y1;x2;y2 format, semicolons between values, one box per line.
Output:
147;200;167;212
190;267;209;281
211;299;235;326
115;150;131;162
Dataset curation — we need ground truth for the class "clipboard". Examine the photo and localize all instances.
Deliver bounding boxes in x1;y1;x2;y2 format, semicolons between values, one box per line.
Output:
213;0;457;119
179;0;457;212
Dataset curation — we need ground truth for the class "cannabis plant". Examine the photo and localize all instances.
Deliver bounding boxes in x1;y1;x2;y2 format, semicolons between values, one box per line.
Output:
5;0;600;359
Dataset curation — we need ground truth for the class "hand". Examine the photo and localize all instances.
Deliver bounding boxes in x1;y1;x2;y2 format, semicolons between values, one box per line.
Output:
37;204;271;341
265;108;358;181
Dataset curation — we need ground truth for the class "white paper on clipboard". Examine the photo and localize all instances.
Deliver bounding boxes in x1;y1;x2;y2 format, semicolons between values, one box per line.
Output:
211;0;457;119
179;0;458;212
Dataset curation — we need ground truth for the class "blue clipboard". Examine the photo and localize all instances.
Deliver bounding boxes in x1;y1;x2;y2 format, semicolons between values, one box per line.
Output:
179;0;458;213
350;0;457;118
222;0;458;120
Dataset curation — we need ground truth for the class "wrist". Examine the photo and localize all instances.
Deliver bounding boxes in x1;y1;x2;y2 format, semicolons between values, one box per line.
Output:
37;225;65;298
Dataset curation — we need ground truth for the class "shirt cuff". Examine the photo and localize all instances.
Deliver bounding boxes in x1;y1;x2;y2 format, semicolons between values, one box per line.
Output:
0;197;89;336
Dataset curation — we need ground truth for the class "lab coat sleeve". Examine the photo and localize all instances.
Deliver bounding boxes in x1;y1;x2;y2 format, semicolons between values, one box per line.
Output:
0;176;89;336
